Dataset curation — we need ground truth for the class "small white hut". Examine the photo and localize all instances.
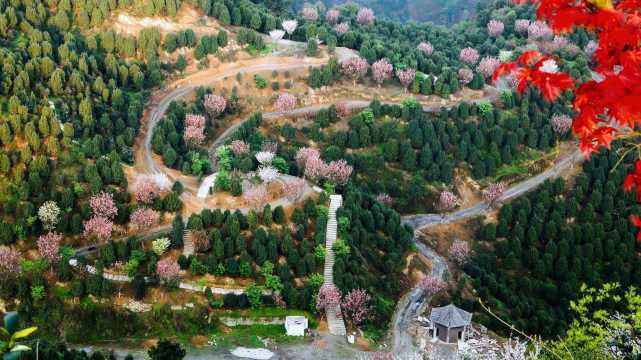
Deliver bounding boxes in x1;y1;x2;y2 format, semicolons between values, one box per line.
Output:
285;316;308;336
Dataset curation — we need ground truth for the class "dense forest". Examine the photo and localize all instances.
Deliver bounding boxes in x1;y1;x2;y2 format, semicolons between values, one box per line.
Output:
291;0;479;25
465;144;641;337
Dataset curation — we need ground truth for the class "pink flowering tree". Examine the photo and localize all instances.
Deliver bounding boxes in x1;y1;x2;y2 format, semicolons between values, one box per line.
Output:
514;19;530;34
483;181;506;205
37;232;62;263
184;124;205;146
274;93;296;112
371;58;393;87
340;57;368;87
284;178;306;201
459;47;479;65
204;94;226;118
295;147;321;169
458;68;474;85
89;191;118;219
449;240;470;265
130;208;160;229
333;22;349;35
135;179;160;204
230;140;250;156
315;283;342;310
0;246;21;277
243;185;269;210
487;19;505;37
304;155;328;182
417;41;434;56
551;114;572;136
335;101;351;119
184;113;206;146
156;258;181;285
527;20;552;40
301;6;318;21
325;9;340;24
419;275;447;296
437;191;458;212
185;113;206;127
356;7;374;25
83;216;113;242
325;159;353;185
396;68;416;91
476;56;500;78
341;288;372;327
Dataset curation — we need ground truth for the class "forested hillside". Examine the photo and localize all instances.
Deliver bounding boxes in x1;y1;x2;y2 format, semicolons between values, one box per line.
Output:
290;0;479;25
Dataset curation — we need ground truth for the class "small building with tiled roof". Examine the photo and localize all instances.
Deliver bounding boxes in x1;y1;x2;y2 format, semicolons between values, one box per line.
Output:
429;304;472;343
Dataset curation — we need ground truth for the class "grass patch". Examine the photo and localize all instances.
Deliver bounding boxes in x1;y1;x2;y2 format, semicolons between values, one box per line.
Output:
215;308;318;329
210;324;305;348
246;44;273;57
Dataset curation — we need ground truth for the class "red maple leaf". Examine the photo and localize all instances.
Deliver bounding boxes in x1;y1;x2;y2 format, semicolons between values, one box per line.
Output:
630;214;641;241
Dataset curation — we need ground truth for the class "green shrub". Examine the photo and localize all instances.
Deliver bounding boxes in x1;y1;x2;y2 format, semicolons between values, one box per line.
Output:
254;74;267;89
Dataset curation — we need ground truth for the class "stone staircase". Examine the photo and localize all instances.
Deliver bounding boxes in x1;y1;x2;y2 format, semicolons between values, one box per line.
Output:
183;229;194;256
324;194;347;336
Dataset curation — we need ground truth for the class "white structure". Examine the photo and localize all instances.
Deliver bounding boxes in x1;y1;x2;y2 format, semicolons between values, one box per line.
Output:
285;316;308;336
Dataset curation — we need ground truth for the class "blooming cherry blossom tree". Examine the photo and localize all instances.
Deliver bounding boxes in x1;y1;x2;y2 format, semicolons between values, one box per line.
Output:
130;208;160;229
333;22;349;35
274;93;296;112
301;6;318;21
184;113;206;127
316;283;342;310
156;258;180;284
476;56;500;78
371;58;393;86
258;165;279;183
295;147;321;169
282;20;297;38
204;94;226;118
417;42;434;56
230;140;250;156
437;191;458;211
304;155;327;182
269;29;285;44
38;200;60;230
459;47;479;65
458;68;474;85
37;232;62;262
0;246;21;276
356;7;374;25
83;216;113;242
396;68;416;91
89;192;117;219
325;9;340;24
340;57;368;87
184;125;205;146
483;182;506;204
449;240;470;265
514;19;530;34
255;151;275;165
487;19;505;37
527;21;552;40
551;114;572;135
341;288;372;326
418;275;447;296
135;178;160;204
325;159;353;185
